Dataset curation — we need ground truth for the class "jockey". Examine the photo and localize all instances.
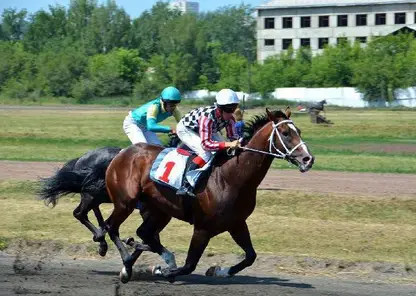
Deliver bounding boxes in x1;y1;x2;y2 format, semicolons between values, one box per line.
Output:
123;86;182;146
176;88;241;197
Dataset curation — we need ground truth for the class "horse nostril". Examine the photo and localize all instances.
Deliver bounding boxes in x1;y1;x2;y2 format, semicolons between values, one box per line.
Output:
303;156;311;163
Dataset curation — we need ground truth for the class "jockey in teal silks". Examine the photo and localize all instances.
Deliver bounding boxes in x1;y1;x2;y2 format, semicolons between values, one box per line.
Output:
123;86;182;146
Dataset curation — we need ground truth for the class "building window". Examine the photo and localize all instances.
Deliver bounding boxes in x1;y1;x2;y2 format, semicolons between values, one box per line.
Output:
356;14;367;26
356;37;367;43
395;12;406;24
337;37;348;45
300;16;311;28
375;13;386;25
337;15;348;27
319;16;329;27
318;38;329;49
300;38;310;47
264;18;275;29
264;39;275;46
282;17;293;28
282;39;292;50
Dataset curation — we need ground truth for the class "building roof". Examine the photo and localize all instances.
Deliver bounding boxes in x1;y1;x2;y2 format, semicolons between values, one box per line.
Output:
257;0;416;10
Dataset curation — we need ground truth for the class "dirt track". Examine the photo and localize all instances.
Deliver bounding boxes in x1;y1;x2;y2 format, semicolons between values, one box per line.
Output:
1;251;415;296
1;160;415;197
1;160;416;295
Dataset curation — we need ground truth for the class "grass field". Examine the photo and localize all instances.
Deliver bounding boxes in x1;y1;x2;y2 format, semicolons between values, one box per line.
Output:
0;107;415;173
0;181;415;264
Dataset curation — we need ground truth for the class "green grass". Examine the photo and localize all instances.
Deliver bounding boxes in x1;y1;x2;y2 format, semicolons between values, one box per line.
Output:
1;181;415;263
0;107;415;173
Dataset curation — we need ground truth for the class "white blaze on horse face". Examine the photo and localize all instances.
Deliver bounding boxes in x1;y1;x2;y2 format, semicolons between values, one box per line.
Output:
288;123;310;155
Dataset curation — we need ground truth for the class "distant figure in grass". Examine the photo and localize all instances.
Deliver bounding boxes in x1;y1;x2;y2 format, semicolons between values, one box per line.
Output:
123;86;182;146
234;108;245;139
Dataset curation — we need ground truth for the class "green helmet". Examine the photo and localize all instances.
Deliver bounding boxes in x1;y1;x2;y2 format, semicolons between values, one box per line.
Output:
161;86;181;102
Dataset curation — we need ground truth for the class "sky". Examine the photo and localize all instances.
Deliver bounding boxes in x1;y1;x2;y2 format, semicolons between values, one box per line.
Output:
0;0;265;18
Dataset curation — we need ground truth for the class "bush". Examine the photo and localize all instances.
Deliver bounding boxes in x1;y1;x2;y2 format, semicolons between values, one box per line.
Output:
2;78;28;99
72;79;95;103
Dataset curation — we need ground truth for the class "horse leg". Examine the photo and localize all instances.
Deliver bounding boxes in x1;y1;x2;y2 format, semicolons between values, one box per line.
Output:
92;205;109;257
206;221;256;277
136;212;177;269
106;206;137;283
161;228;210;282
73;193;103;241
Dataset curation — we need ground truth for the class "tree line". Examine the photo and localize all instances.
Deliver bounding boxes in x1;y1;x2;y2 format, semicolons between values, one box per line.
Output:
1;0;416;104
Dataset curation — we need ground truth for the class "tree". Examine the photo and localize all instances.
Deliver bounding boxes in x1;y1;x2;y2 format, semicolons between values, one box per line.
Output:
84;0;131;54
23;5;68;52
216;53;248;91
353;34;416;103
0;8;28;41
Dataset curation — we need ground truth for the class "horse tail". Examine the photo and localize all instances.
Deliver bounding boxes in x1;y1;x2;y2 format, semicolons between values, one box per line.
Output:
38;158;87;207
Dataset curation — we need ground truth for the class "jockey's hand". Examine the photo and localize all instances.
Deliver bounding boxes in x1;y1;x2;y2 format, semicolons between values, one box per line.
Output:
225;140;240;149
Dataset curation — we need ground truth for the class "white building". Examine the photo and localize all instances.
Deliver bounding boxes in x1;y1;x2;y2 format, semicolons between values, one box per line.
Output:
169;0;199;14
256;0;416;61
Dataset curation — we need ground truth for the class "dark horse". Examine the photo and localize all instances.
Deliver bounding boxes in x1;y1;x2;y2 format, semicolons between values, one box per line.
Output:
104;107;315;283
38;134;181;262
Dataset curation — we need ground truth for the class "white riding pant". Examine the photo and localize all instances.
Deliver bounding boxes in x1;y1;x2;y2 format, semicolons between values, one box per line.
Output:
176;121;223;163
123;111;162;145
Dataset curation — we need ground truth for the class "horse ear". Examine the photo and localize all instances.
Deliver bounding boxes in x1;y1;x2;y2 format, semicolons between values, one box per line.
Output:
266;108;275;121
285;106;291;118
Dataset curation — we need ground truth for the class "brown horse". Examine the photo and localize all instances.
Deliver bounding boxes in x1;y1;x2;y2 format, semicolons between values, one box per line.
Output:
104;107;314;283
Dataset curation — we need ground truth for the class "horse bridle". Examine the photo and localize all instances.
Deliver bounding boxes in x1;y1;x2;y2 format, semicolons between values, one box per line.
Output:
228;119;306;160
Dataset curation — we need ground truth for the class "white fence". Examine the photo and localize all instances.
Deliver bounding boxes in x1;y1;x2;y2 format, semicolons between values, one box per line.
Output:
183;87;416;108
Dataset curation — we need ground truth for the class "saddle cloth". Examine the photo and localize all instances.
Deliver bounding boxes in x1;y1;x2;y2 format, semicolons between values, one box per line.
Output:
150;148;212;190
150;148;193;190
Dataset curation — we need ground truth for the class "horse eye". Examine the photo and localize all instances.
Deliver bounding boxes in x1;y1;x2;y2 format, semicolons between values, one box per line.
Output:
282;131;289;137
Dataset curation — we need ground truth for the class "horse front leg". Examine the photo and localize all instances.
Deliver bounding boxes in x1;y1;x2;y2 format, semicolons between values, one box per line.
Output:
206;221;256;277
106;206;136;283
161;228;210;282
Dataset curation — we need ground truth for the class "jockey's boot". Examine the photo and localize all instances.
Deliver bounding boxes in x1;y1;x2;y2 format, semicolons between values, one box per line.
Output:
176;161;200;198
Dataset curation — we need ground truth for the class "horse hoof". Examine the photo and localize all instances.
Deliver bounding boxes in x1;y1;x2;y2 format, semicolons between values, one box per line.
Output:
205;266;218;276
119;266;132;284
123;237;135;246
151;265;162;276
205;266;230;277
98;243;108;257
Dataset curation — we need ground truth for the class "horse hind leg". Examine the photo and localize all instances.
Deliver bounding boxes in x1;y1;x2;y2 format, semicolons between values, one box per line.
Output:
136;211;177;269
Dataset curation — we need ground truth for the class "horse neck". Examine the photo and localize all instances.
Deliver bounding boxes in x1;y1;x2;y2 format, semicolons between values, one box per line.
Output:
220;122;274;190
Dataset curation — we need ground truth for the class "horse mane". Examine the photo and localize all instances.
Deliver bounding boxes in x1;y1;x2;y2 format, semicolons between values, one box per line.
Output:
243;110;287;140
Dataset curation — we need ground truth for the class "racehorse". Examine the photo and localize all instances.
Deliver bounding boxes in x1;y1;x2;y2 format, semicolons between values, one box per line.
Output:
104;107;315;283
38;134;181;259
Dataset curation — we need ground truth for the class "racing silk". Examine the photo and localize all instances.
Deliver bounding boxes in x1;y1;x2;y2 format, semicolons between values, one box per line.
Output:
180;105;238;151
131;98;181;133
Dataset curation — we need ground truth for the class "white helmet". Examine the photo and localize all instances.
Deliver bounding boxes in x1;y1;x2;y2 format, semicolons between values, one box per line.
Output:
215;89;240;106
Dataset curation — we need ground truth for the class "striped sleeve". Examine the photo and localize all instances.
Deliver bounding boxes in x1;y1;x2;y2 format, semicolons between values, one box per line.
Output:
199;116;226;151
225;117;239;140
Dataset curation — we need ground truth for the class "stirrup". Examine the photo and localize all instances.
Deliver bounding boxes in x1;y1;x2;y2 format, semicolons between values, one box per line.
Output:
176;185;196;198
